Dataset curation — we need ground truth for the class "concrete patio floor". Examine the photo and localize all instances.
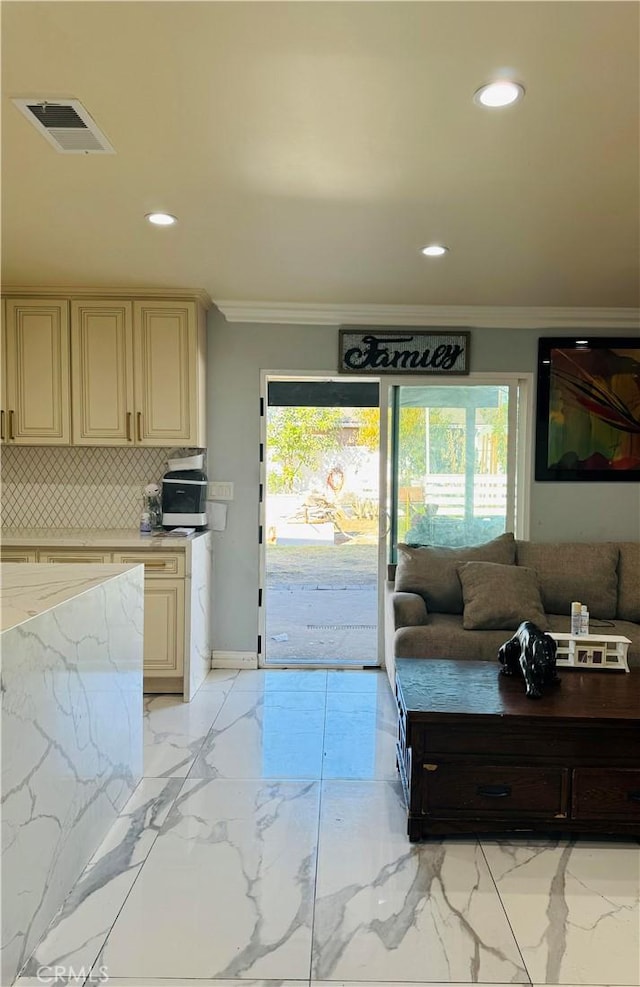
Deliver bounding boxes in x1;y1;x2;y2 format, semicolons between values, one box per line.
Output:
265;544;379;664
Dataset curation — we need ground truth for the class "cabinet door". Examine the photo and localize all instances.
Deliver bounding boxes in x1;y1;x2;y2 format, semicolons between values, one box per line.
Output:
142;577;185;675
39;550;114;563
112;551;185;578
4;299;70;444
71;301;134;444
133;301;204;445
1;548;37;562
1;300;6;444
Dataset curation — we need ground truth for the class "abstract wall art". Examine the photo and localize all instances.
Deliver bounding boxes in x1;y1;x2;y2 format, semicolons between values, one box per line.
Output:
535;337;640;481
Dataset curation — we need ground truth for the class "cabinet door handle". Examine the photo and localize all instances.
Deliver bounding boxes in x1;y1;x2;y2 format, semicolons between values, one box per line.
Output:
0;410;4;441
477;784;512;798
137;411;142;442
629;791;640;803
8;410;14;440
126;412;132;441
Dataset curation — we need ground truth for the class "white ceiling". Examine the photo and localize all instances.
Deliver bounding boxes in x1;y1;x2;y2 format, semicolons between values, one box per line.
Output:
2;1;639;312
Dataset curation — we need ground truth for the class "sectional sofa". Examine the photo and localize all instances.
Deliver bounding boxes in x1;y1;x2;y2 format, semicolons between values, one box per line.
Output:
384;533;640;687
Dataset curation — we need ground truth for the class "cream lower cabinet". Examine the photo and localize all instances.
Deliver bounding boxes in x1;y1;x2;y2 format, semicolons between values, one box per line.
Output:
140;579;185;676
1;547;188;691
1;548;38;562
39;549;113;564
112;551;186;680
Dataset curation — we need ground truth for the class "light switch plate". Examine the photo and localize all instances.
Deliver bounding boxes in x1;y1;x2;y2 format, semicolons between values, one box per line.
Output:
208;481;234;500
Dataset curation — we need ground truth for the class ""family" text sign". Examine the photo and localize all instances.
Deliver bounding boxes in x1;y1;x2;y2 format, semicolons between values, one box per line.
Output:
338;329;470;375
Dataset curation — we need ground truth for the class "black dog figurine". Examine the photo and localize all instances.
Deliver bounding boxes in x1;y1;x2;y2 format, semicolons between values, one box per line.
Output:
498;621;560;699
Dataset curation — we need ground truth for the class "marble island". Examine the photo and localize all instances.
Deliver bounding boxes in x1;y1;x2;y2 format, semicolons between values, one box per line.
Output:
1;563;144;985
1;529;213;701
1;561;142;630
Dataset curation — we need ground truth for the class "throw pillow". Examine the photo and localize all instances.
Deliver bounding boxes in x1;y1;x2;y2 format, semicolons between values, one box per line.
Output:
457;561;548;630
395;532;516;614
516;541;618;618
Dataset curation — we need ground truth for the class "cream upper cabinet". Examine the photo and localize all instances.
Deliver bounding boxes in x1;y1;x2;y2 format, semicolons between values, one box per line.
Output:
2;291;207;448
133;301;206;446
1;299;6;444
3;299;70;445
71;300;135;444
70;297;206;447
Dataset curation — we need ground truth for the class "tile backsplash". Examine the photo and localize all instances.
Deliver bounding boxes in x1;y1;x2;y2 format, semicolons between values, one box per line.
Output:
1;446;203;528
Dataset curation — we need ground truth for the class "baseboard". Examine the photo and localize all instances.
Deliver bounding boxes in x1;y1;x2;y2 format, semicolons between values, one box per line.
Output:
144;675;184;694
211;650;258;669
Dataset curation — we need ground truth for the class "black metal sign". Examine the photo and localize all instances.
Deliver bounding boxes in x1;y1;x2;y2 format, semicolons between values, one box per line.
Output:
338;328;470;375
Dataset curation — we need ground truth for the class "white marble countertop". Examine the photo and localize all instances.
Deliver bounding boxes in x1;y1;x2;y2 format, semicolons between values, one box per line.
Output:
0;528;209;549
0;562;142;632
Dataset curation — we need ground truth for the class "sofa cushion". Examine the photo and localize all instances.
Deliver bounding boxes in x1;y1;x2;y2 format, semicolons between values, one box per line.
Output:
516;541;618;619
396;532;516;614
457;561;548;630
615;542;640;623
394;613;512;662
394;613;640;669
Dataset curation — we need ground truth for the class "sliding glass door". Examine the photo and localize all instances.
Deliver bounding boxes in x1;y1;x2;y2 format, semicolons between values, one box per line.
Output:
262;378;381;666
390;380;527;552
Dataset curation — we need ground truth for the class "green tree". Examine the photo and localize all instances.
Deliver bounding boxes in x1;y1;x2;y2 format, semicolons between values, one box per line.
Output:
267;406;343;492
353;407;426;485
477;400;508;473
429;407;465;473
397;407;427;484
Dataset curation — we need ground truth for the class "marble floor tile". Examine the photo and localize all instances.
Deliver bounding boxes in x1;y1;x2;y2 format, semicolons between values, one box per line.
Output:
97;981;306;987
325;687;396;716
196;668;239;691
100;977;309;987
98;779;321;981
229;669;328;692
481;839;640;986
311;983;531;987
322;695;398;780
326;669;392;695
189;690;326;780
143;690;228;777
312;781;527;984
15;979;82;986
18;778;183;982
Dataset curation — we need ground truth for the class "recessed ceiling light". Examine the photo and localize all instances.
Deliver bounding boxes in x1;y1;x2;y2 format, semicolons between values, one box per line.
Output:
146;212;177;226
474;81;525;108
421;244;449;257
575;339;589;345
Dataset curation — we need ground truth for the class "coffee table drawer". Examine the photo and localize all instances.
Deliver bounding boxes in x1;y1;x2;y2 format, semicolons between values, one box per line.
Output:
572;768;640;820
422;763;569;816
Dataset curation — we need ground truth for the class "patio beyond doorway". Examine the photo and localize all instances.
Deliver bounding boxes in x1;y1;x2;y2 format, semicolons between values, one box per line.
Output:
262;376;381;666
265;543;378;665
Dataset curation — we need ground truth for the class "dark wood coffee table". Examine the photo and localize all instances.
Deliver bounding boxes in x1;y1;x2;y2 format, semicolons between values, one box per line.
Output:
395;658;640;841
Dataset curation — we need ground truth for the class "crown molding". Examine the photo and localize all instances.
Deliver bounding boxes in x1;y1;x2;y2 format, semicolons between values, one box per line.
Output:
214;301;640;330
1;285;212;307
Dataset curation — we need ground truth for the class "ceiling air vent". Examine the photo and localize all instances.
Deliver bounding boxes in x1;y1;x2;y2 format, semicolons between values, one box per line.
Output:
11;98;115;154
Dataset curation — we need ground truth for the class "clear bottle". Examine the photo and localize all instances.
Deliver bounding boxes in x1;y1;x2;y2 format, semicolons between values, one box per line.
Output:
580;605;589;636
571;601;582;636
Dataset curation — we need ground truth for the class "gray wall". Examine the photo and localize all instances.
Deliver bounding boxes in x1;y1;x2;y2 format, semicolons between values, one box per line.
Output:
206;309;640;652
